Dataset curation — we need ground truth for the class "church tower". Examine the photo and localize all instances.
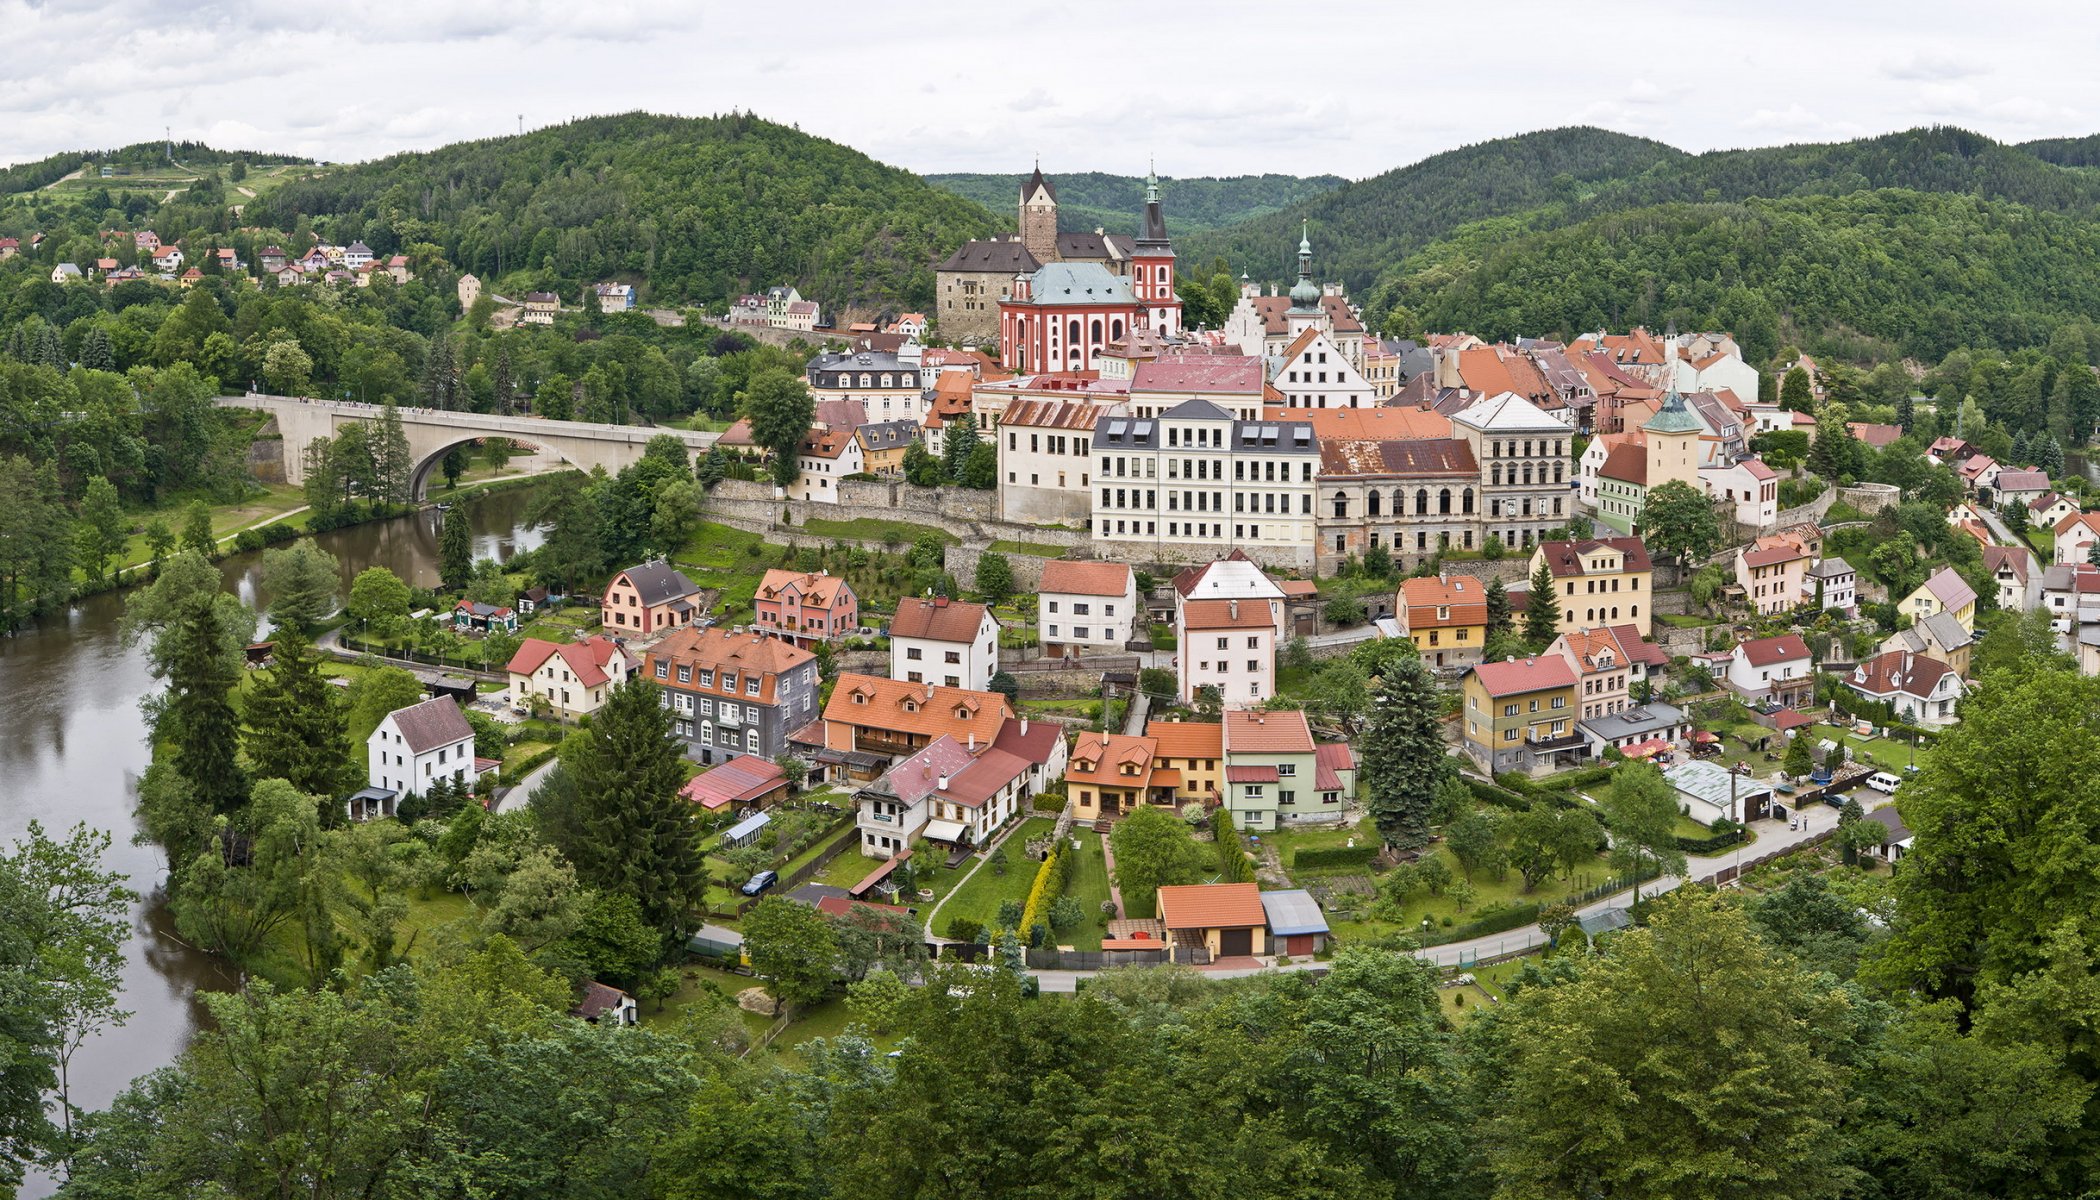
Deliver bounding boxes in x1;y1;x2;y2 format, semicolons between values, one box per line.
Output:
1019;163;1059;265
1642;389;1704;492
1286;222;1325;337
1129;166;1181;334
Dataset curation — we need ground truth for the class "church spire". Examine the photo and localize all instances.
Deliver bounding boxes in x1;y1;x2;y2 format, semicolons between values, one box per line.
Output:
1289;221;1320;311
1137;160;1171;249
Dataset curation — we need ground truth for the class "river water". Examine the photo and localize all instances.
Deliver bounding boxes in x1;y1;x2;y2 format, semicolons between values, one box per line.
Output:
0;488;546;1196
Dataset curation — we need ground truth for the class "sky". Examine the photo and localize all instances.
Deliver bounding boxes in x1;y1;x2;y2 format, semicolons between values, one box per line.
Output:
5;0;2099;181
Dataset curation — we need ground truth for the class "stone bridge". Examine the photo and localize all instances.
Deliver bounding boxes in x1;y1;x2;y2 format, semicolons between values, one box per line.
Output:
218;394;718;498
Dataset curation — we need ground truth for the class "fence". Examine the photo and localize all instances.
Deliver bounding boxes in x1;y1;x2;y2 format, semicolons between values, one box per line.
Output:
1030;945;1205;970
1710;827;1835;885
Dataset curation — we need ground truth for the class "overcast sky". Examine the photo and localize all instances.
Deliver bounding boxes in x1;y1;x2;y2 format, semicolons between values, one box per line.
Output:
6;0;2098;180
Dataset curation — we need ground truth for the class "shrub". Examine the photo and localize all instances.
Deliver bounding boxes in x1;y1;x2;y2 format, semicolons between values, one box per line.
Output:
995;899;1024;930
1048;896;1084;931
1018;840;1067;935
1293;844;1379;871
943;916;984;943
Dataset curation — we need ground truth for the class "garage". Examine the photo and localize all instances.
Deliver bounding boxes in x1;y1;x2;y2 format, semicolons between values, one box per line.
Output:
1219;928;1253;957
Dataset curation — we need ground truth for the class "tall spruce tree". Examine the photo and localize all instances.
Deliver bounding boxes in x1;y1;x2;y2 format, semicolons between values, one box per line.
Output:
1358;653;1450;850
1523;559;1560;645
438;504;472;591
560;676;707;943
942;414;981;483
492;343;516;414
1484;576;1512;638
373;403;413;506
165;596;248;814
243;630;354;804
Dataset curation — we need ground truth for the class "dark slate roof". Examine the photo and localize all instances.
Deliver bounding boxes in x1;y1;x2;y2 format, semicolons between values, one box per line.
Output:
857;419;920;451
386;696;475;755
936;239;1041;274
1022;165;1056;202
1055;230;1135;261
616;561;700;607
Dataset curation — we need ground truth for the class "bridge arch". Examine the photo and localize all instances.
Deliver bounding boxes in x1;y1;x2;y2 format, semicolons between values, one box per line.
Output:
406;433;563;500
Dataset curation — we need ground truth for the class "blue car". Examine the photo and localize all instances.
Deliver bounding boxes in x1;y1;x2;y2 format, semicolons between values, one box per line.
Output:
739;870;778;897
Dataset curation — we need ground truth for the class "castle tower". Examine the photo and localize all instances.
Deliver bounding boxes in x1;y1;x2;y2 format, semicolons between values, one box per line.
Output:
1642;390;1704;492
1130;165;1181;334
1019;162;1059;265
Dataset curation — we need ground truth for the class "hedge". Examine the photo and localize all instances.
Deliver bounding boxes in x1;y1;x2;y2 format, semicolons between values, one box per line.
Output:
1019;840;1067;935
1676;828;1746;854
1465;778;1533;812
1210;810;1256;882
500;745;559;787
1293;844;1378;871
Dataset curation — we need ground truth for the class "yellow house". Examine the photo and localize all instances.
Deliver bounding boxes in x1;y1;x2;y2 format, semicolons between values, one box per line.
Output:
1461;655;1582;775
1394;573;1489;668
1530;537;1656;638
856;419;919;476
1145;720;1223;806
1903;566;1979;634
1065;732;1178;820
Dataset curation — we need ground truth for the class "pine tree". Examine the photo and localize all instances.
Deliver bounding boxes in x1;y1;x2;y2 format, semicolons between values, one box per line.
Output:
243;630;354;801
697;444;729;489
79;326;115;371
438;504;472;591
421;335;456;409
1359;654;1450;850
1485;577;1512;637
36;325;64;370
492;344;516;414
373;402;412;506
180;500;215;556
1894;392;1915;432
561;677;708;943
165;596;247;813
1523;559;1561;645
942;414;981;483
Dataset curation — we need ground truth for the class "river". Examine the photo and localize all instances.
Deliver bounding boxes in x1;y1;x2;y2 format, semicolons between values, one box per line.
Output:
0;487;547;1197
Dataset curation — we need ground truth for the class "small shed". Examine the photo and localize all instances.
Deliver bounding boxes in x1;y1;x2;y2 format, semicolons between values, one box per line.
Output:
1577;906;1633;948
721;810;772;850
571;980;638;1026
1259;888;1331;957
425;677;477;705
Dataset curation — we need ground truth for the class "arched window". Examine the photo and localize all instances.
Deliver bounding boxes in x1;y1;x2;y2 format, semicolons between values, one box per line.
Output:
1462;488;1475;514
1068;319;1082;345
1367;490;1382;517
1331;491;1349;519
1090;318;1103;345
1415;488;1429;516
1112;319;1125;341
1157;265;1168;283
1439;488;1452;515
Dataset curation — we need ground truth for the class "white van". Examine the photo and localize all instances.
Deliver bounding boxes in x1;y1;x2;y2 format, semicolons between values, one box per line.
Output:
1866;771;1902;794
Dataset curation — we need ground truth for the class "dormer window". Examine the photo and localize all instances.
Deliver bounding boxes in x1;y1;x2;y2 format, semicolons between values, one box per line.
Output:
903;700;918;713
853;692;868;704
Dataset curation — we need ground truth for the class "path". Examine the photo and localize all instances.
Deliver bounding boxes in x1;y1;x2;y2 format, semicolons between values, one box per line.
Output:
1099;830;1127;918
41;166;85;190
496;755;559;814
236;186;257;198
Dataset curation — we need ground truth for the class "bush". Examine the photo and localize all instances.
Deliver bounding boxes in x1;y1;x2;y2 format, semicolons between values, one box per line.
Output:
995;899;1023;930
1048;896;1084;932
1293;844;1379;871
943;916;984;943
1466;778;1533;812
233;528;266;553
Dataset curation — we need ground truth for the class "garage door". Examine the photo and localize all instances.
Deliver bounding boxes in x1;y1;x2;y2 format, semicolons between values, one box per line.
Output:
1219;928;1253;956
1286;934;1314;956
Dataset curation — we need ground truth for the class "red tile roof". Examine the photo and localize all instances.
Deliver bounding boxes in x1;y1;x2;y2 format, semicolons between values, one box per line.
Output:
1399;574;1488;629
1471;656;1578;697
1599;441;1647;485
1129;357;1264;394
679;755;788;810
1157;882;1266;930
644;627;811;704
1851;650;1953;700
508;635;635;689
757;569;854;610
1038;559;1133;597
889;596;993;643
1181;597;1277;631
1222;708;1314;754
1738;634;1811;668
1145;720;1223;759
1226;765;1279;783
826;674;1012;748
1537;538;1653;578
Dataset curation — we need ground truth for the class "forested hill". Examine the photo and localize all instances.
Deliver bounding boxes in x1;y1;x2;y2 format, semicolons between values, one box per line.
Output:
1179;128;1685;289
2021;132;2100;168
926;171;1345;235
246;112;1000;310
0;140;307;195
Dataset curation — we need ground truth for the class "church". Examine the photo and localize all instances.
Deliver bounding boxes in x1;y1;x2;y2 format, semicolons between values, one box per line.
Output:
935;166;1181;357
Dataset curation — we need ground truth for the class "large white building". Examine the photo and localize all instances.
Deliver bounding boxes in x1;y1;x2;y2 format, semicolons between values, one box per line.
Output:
1090;400;1320;570
364;697;479;813
1272;327;1375;410
1037;559;1138;658
1173;554;1289;707
888;596;1001;691
805;348;927;423
996;397;1105;525
1447;391;1575;551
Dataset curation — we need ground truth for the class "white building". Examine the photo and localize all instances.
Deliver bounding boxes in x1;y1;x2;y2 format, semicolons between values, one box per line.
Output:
1849;650;1965;730
1037;559;1138;658
1700;457;1779;528
792;428;863;504
889;596;1000;691
1447;391;1574;551
1272;327;1375;410
1807;557;1858;614
805;348;927;423
593;282;636;311
1179;596;1282;707
1089;400;1321;571
1667;331;1761;403
364;697;479;813
996;397;1106;525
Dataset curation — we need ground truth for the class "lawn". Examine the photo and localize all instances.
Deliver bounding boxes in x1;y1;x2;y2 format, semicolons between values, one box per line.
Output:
647;963;777;1043
938;819;1056;932
1262;815;1378;870
1810;723;1928;772
1060;833;1114;950
800;516;959;547
1321;839;1615;948
1655;612;1717;629
987;539;1068;558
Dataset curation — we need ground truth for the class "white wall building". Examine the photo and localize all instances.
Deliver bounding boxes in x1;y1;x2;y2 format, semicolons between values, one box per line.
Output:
1273;327;1375;410
888;596;1000;691
996;397;1105;525
1037;560;1138;658
1090;400;1320;571
365;697;479;810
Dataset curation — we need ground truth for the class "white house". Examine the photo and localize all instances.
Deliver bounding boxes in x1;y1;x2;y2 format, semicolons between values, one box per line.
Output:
1037;559;1137;659
50;262;82;283
854;736;975;859
1272;327;1375;409
1806;557;1857;613
1983;545;2037;612
1849;650;1965;730
1179;595;1282;706
1668;333;1760;406
2055;512;2100;566
151;246;183;272
1699;457;1778;529
593;282;636;311
792;427;864;504
1723;634;1814;709
363;696;479;814
888;596;1000;691
504;635;635;718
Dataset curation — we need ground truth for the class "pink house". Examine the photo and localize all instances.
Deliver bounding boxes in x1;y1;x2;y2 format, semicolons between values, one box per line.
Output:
754;569;859;646
601;561;703;635
1735;531;1814;616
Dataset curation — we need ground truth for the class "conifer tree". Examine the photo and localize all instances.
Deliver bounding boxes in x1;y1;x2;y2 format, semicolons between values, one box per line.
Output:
439;504;472;591
560;676;707;944
165;596;247;814
1358;653;1450;850
243;630;354;802
1523;559;1561;646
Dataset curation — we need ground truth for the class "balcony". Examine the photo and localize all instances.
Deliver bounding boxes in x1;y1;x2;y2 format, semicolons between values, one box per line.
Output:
1526;729;1587;750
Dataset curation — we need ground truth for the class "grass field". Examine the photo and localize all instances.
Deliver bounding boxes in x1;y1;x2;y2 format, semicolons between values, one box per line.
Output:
937;819;1055;931
987;539;1068;558
800;516;959;547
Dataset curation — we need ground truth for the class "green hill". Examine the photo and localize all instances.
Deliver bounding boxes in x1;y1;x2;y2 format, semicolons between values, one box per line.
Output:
2020;133;2100;169
926;171;1344;236
246;112;1000;310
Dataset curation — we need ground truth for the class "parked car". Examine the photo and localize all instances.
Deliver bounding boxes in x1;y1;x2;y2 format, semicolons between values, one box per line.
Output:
739;870;778;897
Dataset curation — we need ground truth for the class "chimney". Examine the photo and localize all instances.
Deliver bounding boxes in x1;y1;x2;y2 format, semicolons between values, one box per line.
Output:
938;774;950;791
968;732;977;752
1020;718;1029;735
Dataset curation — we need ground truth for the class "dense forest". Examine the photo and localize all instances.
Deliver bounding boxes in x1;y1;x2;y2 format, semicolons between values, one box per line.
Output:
926;170;1345;235
245;112;999;311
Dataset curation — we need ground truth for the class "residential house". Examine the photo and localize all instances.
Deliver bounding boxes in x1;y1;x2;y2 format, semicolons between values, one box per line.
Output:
1126;356;1266;420
1180;597;1282;707
1272;327;1375;409
506;635;636;719
820;674;1012;761
521;292;559;325
259;245;287;272
178;267;203;289
1447;391;1575;550
1861;807;1914;863
1700;456;1779;529
1461;656;1583;774
1849;650;1965;729
601;560;703;636
1578;701;1690;758
2054;511;2100;566
854;736;977;858
1393;573;1489;668
648;627;819;764
991;717;1070;799
1724;634;1815;708
854;734;1029;858
342;241;373;269
1221;708;1321;830
1807;557;1858;613
1313;431;1481;575
2041;563;2100;631
1982;544;2037;612
1547;626;1644;720
2030;492;2080;532
792;427;863;503
572;981;640;1026
151;246;182;272
593;282;636;311
457;272;480;308
1848;422;1904;450
889;596;1000;691
1665;759;1775;825
1995;468;2051;508
806;349;925;423
1958;454;2001;495
133;230;159;250
50;262;82;283
680;755;791;812
1066;731;1178;822
1261;889;1332;957
995;397;1104;525
363;697;479;814
452;600;518;634
381;254;412;285
855;419;919;476
1314;741;1357;807
1089;399;1321;570
1157;883;1269;958
1736;531;1814;617
0;237;16;259
1882;611;1974;678
1530;537;1655;638
1146;719;1225;808
1903;566;1979;634
1038;559;1138;659
753;569;859;647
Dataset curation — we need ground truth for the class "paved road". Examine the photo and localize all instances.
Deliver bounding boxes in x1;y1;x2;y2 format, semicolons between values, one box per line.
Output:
496;755;558;814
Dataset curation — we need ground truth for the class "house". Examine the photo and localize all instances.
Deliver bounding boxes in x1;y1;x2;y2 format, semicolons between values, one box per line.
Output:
855;735;1029;859
1994;468;2051;508
382;254;412;285
134;230;160;250
1314;741;1357;807
1861;807;1913;862
1958;454;2001;495
1547;626;1645;720
854;736;976;858
1156;883;1270;958
1847;422;1904;450
151;245;183;271
521;291;560;325
805;349;926;423
1272;326;1375;409
593;282;636;311
855;419;919;476
1260;889;1331;957
2041;563;2100;631
1724;634;1814;708
50;262;82;283
680;754;791;811
993;396;1109;526
820;673;1012;761
1066;731;1177;822
0;237;16;259
342;241;373;270
1903;566;1979;634
1461;656;1583;775
1179;596;1282;707
572;981;638;1027
889;596;1000;691
792;427;863;503
648;627;819;765
602;560;703;636
1221;708;1321;830
1664;759;1774;825
2029;492;2080;532
260;245;287;272
753;569;859;647
1529;537;1655;638
991;716;1070;799
1578;701;1690;758
1807;557;1858;613
363;696;479;815
506;635;636;719
457;272;480;308
1700;456;1779;530
2054;512;2100;566
452;600;518;634
1881;611;1974;679
1146;719;1225;807
1850;650;1964;729
1038;559;1138;659
1736;532;1814;617
179;267;203;289
515;584;559;615
1982;545;2037;612
1391;573;1488;668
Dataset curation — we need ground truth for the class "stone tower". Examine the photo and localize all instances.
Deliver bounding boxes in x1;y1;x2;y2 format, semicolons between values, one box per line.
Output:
1019;163;1059;265
1643;390;1704;492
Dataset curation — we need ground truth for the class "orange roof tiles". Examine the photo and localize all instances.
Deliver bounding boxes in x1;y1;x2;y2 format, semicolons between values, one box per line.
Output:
890;596;993;643
824;673;1012;747
645;627;813;704
508;634;635;689
1471;656;1577;697
757;569;854;609
1039;559;1133;597
1157;882;1266;930
1144;720;1223;759
1222;708;1314;754
1260;406;1451;441
1399;574;1489;629
1067;732;1160;788
1181;598;1277;631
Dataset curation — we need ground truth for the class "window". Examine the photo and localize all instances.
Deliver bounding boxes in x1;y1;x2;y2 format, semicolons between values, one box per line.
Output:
698;670;714;688
746;678;760;695
906;647;922;660
654;661;668;679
